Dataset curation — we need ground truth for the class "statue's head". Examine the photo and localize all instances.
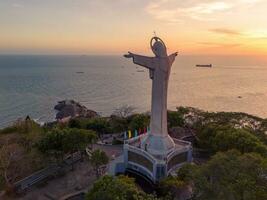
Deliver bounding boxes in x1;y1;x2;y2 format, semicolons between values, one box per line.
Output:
150;37;167;57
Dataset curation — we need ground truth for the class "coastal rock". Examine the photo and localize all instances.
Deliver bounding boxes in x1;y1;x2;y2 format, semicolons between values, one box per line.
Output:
54;100;98;121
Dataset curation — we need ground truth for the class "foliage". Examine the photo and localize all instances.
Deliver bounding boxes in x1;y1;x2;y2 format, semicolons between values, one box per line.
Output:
176;163;197;182
196;124;267;156
86;118;112;135
37;128;66;161
167;111;184;128
128;114;150;131
176;106;191;115
159;176;185;198
0;126;18;135
68;118;83;129
109;116;129;133
0;142;21;190
0;118;43;135
86;175;160;200
175;106;267;144
37;128;96;161
181;150;267;200
63;128;97;153
90;149;109;177
0;120;46;191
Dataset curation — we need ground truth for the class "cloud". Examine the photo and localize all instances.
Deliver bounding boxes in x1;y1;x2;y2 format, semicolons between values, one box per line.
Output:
209;28;241;35
12;3;24;8
198;42;242;48
146;0;263;22
244;30;267;40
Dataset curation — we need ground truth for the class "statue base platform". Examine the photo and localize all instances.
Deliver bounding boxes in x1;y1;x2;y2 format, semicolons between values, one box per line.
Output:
108;133;192;184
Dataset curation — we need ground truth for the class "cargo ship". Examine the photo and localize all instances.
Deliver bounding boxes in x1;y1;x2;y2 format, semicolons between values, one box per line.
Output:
196;64;212;68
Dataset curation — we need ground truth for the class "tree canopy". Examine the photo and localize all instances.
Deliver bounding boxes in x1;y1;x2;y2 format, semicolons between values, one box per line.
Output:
37;128;96;161
178;150;267;200
90;149;109;177
167;111;184;128
128;114;150;131
197;124;267;156
86;175;161;200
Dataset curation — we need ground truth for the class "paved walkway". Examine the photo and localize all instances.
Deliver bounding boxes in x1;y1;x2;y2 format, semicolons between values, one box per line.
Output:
3;144;123;200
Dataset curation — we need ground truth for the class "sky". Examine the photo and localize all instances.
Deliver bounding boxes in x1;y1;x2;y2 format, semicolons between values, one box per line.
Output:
1;0;267;55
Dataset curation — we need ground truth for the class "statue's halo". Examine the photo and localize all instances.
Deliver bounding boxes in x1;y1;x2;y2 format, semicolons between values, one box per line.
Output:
150;37;167;57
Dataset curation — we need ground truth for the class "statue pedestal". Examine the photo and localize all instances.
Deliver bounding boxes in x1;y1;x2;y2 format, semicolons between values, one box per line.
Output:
109;133;192;183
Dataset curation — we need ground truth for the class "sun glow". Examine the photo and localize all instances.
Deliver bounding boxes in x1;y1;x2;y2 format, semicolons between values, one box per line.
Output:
0;0;267;55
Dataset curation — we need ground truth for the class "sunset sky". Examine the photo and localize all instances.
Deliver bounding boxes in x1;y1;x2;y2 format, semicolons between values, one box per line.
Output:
1;0;267;55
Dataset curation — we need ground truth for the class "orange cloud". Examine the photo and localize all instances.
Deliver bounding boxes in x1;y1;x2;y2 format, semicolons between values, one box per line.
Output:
209;28;241;35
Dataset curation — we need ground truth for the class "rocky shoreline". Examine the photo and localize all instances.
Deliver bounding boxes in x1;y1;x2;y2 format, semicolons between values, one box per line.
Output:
54;100;99;122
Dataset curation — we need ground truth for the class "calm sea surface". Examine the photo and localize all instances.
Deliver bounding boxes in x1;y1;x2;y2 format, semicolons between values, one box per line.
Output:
1;55;267;127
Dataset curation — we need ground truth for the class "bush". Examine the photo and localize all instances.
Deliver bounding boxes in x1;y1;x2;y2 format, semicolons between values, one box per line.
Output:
159;176;185;198
167;111;184;128
86;118;111;135
109;116;129;133
86;175;160;200
197;124;267;156
183;150;267;200
0;126;18;134
128;114;150;131
68;118;82;129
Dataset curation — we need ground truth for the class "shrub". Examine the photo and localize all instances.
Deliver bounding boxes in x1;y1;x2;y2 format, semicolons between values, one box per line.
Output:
197;124;267;156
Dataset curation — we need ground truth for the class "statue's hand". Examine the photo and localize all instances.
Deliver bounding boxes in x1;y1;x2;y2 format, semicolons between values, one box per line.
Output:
124;52;134;58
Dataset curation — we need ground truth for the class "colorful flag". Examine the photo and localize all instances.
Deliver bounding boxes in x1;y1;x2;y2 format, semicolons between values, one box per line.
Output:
144;127;147;133
134;129;138;137
138;128;141;134
128;130;132;138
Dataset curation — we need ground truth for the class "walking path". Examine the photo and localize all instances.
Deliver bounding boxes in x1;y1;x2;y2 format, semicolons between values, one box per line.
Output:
2;144;123;200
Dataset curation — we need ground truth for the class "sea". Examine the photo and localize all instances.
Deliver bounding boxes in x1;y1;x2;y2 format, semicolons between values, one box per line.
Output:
1;55;267;128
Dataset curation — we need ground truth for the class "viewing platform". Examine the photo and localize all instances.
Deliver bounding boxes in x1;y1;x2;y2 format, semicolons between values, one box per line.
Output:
109;133;192;183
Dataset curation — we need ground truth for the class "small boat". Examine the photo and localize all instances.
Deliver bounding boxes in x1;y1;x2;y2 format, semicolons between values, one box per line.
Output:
76;71;84;74
196;64;212;68
137;70;145;72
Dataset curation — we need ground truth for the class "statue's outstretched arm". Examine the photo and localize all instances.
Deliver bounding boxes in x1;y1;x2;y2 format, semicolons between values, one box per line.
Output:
168;52;178;65
124;52;154;70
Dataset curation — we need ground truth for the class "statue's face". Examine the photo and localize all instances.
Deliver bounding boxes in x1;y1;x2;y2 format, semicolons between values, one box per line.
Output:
152;41;167;57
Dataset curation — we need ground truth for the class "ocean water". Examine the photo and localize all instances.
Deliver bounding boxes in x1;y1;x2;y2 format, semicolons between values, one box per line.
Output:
1;55;267;127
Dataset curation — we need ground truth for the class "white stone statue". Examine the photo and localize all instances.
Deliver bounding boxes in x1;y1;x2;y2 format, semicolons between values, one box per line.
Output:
124;37;178;157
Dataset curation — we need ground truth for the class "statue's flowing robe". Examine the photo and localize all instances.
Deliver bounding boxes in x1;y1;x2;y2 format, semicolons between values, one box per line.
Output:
132;53;177;136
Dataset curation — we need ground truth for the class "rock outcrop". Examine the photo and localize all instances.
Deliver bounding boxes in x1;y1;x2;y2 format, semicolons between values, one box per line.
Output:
54;100;98;121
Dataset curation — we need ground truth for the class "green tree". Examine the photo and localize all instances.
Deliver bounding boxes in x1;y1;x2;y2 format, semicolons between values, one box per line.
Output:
86;118;111;135
180;150;267;200
86;175;160;200
109;116;129;133
37;128;66;162
128;114;150;131
37;128;97;163
90;149;109;178
63;128;97;169
68;118;82;129
197;124;267;156
159;176;186;199
0;142;22;192
167;111;184;128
